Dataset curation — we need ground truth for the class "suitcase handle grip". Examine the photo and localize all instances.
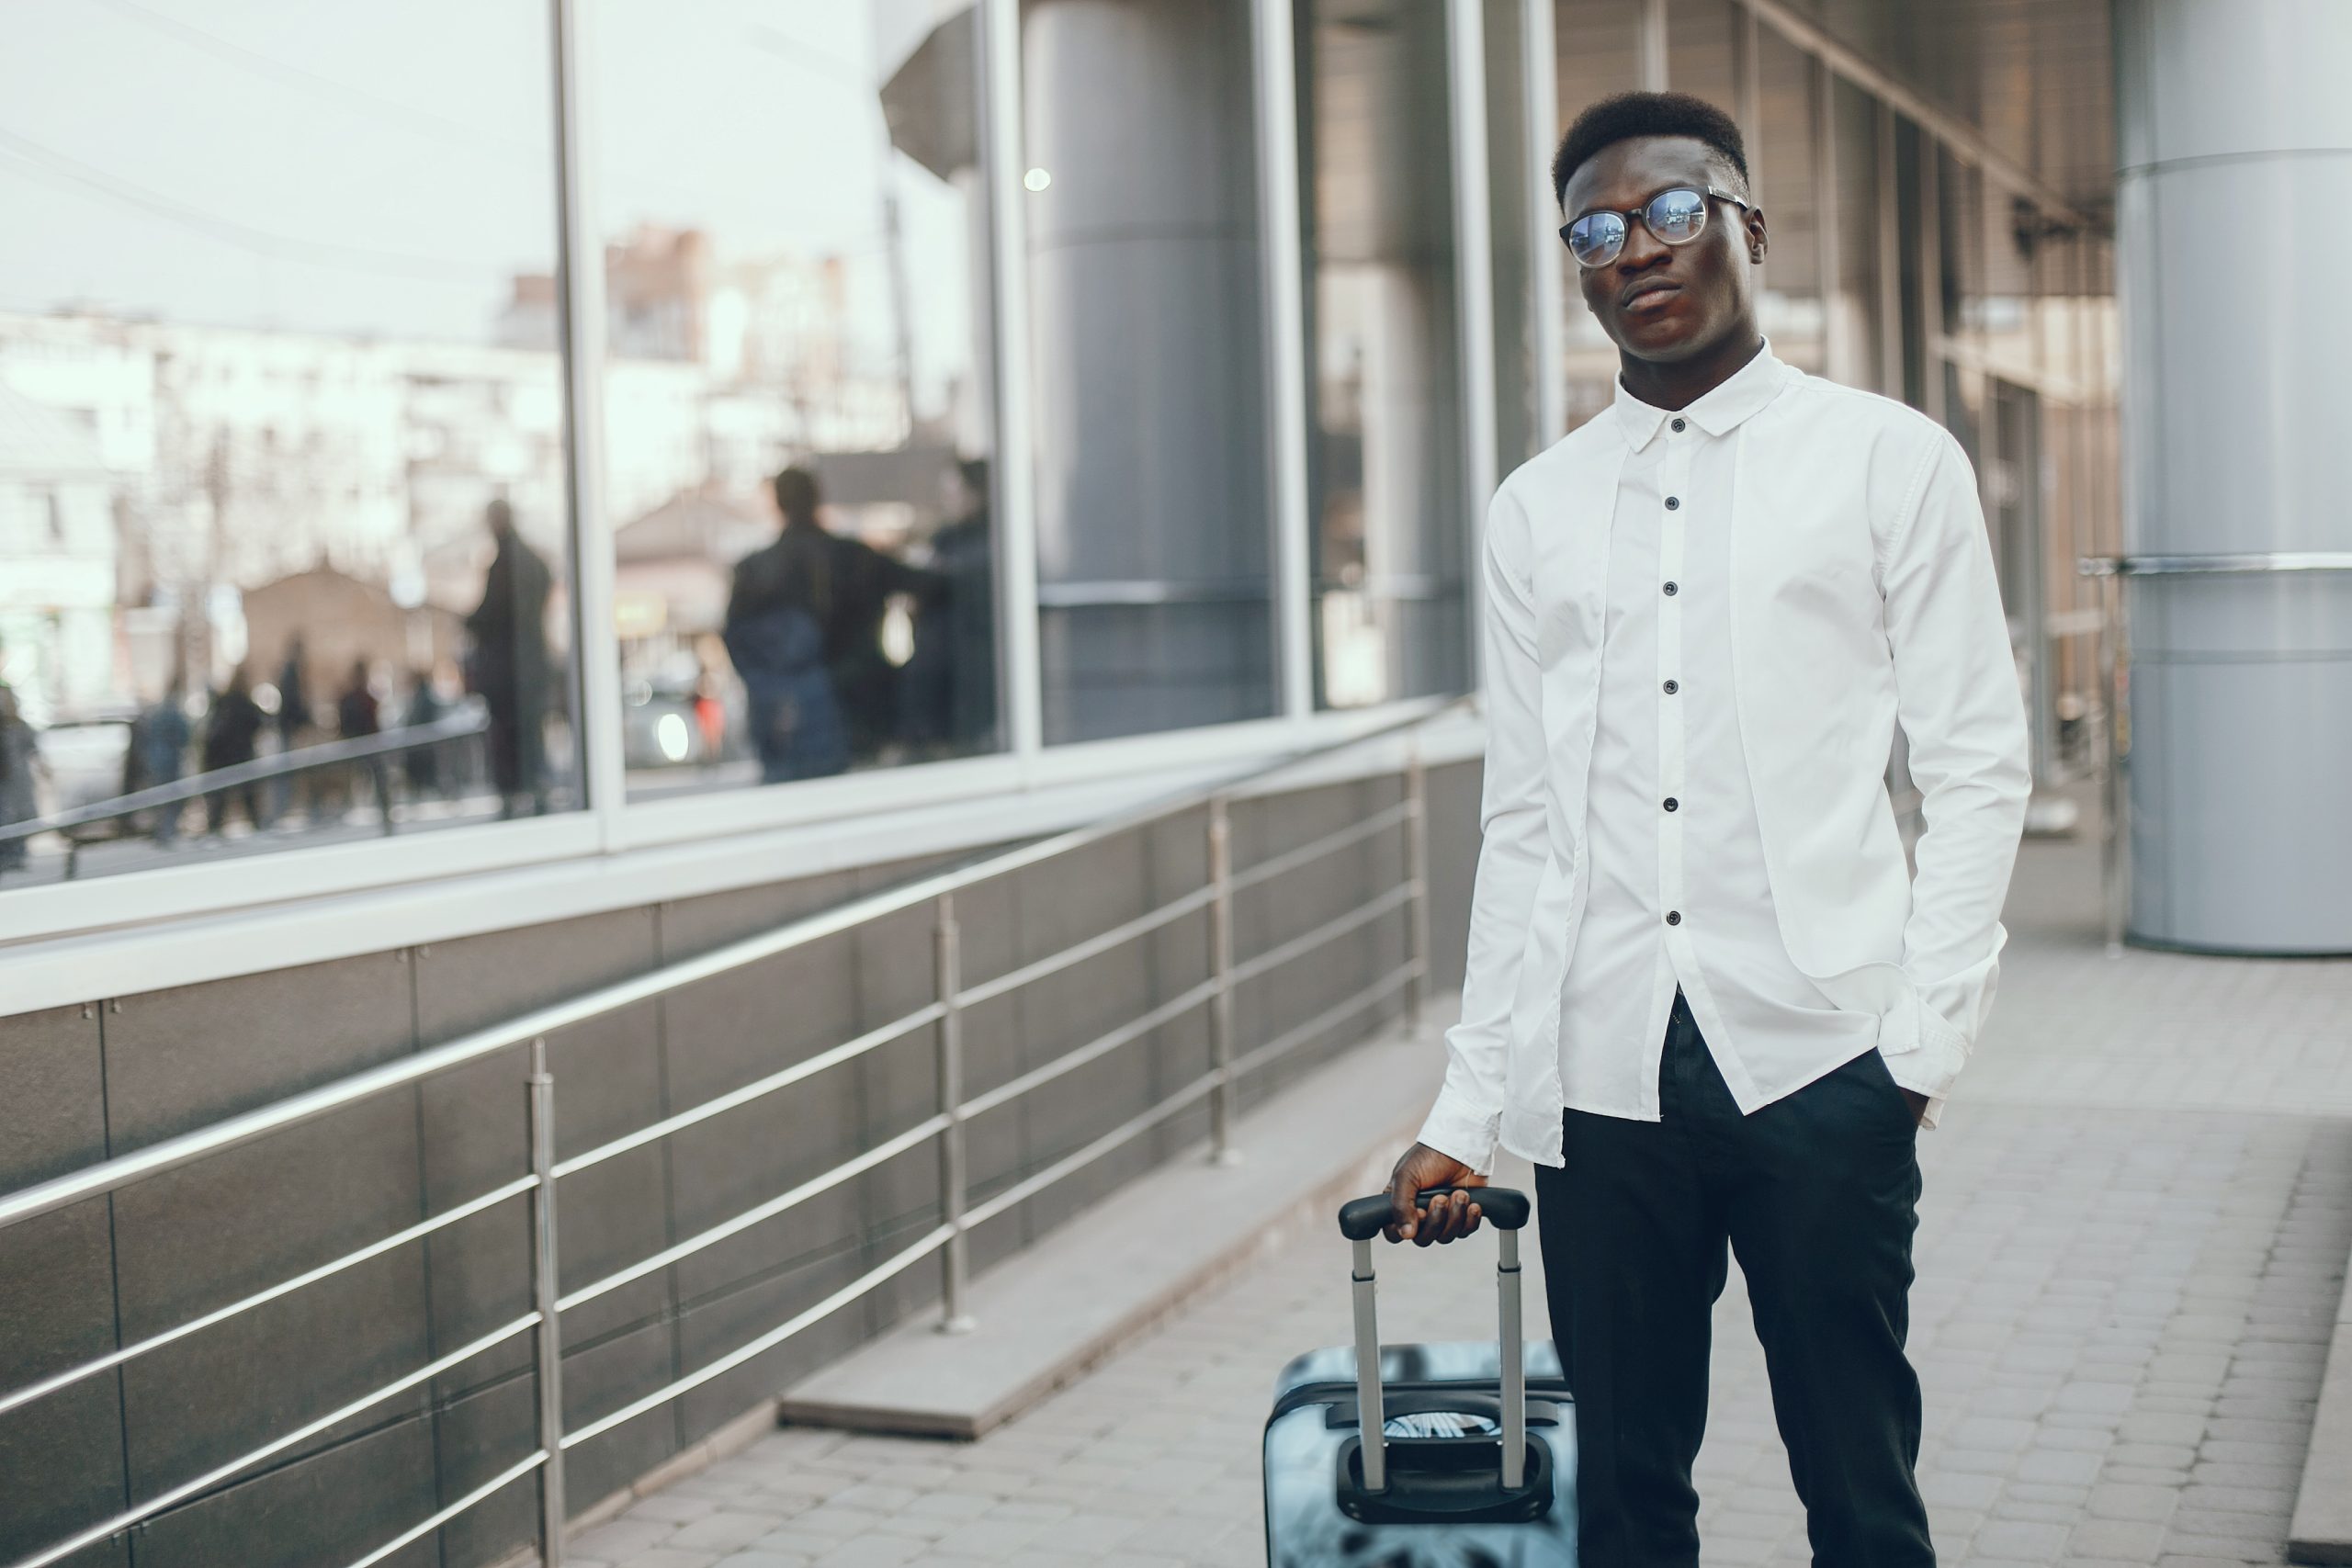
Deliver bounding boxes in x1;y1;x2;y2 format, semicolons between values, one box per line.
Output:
1337;1185;1529;1241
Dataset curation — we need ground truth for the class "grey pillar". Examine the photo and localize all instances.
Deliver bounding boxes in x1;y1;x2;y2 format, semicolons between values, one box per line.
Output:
2111;0;2352;953
1023;0;1275;743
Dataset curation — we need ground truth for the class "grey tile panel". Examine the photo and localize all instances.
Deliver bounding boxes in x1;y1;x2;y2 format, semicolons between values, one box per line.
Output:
124;1408;440;1568
109;1094;433;1501
101;953;417;1154
0;1202;129;1568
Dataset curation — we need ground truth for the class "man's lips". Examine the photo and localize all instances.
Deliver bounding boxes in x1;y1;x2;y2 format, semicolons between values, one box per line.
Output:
1620;278;1681;313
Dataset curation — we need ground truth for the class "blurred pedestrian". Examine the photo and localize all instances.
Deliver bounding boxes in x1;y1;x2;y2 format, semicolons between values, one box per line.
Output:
276;635;311;820
901;457;998;755
402;667;444;801
201;667;266;836
466;498;553;818
336;659;384;816
724;468;849;783
0;686;40;872
141;678;192;846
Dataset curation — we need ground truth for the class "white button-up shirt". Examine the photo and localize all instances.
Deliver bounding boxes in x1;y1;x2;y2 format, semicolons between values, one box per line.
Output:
1559;347;1880;1121
1419;344;2030;1172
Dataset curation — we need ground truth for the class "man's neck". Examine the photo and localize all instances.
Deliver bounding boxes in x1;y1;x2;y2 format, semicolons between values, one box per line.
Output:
1617;328;1766;412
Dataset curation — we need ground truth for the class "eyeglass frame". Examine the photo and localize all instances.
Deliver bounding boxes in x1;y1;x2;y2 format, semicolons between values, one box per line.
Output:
1557;185;1755;268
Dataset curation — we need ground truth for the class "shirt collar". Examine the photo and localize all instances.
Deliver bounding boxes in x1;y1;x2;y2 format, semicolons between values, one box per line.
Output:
1611;338;1791;450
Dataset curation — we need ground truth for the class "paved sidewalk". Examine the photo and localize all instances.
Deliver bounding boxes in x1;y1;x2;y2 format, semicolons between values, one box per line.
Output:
573;818;2352;1568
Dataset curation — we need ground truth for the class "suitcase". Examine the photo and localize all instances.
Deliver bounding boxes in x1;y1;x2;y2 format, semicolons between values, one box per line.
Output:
1261;1185;1578;1566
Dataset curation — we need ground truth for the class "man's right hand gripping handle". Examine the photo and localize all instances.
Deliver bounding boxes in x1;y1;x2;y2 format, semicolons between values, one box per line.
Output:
1381;1142;1488;1246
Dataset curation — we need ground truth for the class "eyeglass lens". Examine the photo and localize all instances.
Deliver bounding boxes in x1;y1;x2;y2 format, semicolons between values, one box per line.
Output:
1565;186;1712;267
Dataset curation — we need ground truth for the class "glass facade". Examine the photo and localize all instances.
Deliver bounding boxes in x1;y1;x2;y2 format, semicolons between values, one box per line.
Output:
0;0;580;890
1023;0;1277;742
589;2;1001;795
0;0;2120;908
1299;0;1469;710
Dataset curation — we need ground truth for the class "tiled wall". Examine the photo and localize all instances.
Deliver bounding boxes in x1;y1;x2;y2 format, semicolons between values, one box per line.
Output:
0;762;1477;1568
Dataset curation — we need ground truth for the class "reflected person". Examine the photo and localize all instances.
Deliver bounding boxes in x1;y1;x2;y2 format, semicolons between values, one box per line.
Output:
0;687;39;872
141;677;192;846
201;666;267;837
901;457;997;756
776;466;931;762
466;498;554;818
723;468;850;783
1380;94;2029;1568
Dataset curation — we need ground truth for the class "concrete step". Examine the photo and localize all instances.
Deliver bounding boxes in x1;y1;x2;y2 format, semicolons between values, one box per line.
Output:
775;1005;1451;1439
2288;1240;2352;1564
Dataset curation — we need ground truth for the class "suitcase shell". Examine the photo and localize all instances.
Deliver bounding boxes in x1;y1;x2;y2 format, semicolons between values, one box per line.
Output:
1262;1341;1578;1565
1261;1186;1579;1566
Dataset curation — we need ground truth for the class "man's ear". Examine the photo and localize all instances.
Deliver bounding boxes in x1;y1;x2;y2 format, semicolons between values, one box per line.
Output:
1744;206;1770;265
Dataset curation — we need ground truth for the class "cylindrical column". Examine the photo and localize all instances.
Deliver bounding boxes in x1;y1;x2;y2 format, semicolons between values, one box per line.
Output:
526;1036;567;1567
934;893;976;1333
1404;738;1430;1028
1206;795;1240;1166
2111;0;2352;952
1023;0;1274;740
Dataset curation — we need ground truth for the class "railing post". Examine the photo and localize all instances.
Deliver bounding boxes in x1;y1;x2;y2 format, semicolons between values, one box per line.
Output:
1206;794;1241;1166
1404;736;1430;1029
934;892;976;1333
526;1036;568;1566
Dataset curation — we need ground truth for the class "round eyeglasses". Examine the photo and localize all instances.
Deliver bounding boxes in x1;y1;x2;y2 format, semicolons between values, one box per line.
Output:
1560;185;1751;269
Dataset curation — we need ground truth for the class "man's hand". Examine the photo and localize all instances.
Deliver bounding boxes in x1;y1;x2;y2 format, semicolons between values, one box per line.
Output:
1899;1088;1930;1126
1383;1143;1487;1246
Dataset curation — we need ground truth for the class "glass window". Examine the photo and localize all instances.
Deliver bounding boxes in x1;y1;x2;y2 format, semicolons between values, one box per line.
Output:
1828;76;1886;392
0;1;577;888
1554;0;1645;434
1022;0;1275;743
1301;0;1469;709
1487;0;1541;475
1753;24;1823;371
1667;0;1738;111
1893;113;1930;410
589;3;999;796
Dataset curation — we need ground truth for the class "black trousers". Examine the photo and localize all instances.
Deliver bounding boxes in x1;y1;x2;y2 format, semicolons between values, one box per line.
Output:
1533;991;1934;1568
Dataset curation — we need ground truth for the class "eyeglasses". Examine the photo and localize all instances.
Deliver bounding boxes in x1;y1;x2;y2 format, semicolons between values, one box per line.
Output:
1560;185;1751;268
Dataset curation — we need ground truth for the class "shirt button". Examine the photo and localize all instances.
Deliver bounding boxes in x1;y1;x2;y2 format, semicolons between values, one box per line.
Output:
1665;496;1680;510
1664;797;1679;812
1666;910;1682;926
1670;418;1687;433
1662;581;1678;596
1663;679;1679;694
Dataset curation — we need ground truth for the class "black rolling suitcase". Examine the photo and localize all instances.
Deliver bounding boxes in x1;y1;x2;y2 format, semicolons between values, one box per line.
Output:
1261;1185;1579;1565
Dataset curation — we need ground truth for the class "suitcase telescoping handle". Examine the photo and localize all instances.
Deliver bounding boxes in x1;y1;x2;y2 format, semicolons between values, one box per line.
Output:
1334;1186;1532;1496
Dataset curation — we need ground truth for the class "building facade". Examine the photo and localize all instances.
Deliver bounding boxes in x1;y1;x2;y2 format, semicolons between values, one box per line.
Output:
0;1;2343;1564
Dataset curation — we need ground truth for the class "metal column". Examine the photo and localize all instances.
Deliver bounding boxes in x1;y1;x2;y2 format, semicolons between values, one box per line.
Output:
526;1036;567;1565
935;892;977;1331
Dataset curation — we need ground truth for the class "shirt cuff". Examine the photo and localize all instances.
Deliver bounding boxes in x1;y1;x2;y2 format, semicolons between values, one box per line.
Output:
1414;1093;1501;1177
1880;1000;1970;1128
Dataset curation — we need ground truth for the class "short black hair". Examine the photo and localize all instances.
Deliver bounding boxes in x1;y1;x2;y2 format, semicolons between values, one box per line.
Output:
1551;90;1749;209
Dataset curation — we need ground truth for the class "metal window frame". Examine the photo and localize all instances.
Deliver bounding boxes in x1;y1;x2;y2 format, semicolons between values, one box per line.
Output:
1254;0;1316;719
1449;0;1504;692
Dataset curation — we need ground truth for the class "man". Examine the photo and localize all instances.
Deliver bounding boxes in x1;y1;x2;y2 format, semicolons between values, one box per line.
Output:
724;467;851;784
1381;93;2029;1568
466;499;553;818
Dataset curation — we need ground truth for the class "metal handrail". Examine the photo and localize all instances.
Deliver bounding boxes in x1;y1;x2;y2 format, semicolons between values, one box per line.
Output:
0;710;492;872
0;694;1464;1234
0;691;1470;1568
2077;550;2352;576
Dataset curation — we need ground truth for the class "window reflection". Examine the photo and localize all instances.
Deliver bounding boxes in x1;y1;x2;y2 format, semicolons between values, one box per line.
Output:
0;0;577;886
590;2;1000;798
1302;0;1470;710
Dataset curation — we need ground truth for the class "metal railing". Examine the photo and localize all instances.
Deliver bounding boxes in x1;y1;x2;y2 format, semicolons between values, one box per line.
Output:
0;710;491;878
0;694;1471;1568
